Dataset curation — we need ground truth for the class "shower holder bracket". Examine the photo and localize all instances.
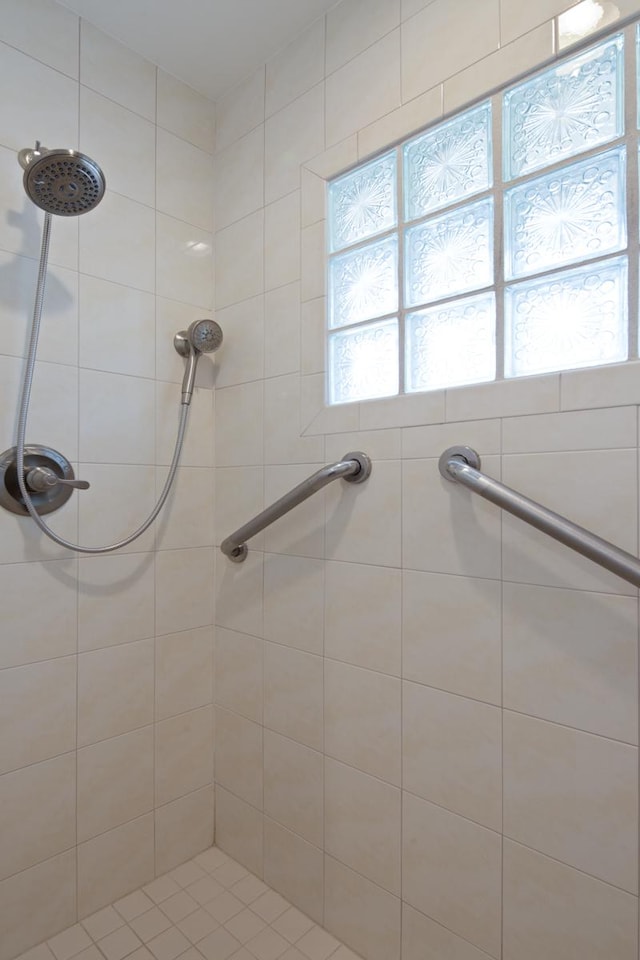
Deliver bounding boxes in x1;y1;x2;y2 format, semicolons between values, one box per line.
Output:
0;444;79;516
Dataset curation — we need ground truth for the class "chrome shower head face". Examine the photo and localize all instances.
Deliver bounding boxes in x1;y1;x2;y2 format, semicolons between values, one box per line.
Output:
21;147;106;216
174;319;223;405
188;319;223;354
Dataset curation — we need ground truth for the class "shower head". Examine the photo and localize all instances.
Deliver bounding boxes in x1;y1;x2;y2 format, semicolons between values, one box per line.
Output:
18;143;106;216
174;319;223;405
187;318;224;354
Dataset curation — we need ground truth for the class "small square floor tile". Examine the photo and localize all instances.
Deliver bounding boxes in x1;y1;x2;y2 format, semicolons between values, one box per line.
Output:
82;906;125;941
198;927;242;960
224;909;267;944
48;926;93;960
169;861;207;888
72;949;103;960
205;892;245;924
271;910;315;945
213;862;249;888
177;907;219;944
17;948;56;960
231;876;269;905
187;877;226;906
250;892;290;924
296;927;340;960
195;848;230;873
143;877;182;905
159;891;199;923
98;926;143;960
129;908;173;943
245;926;290;960
146;927;191;960
114;892;156;922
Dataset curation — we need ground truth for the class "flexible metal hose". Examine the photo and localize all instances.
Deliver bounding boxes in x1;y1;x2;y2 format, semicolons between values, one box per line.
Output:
15;211;190;554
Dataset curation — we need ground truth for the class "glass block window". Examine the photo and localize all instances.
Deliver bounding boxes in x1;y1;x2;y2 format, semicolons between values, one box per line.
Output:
326;24;639;406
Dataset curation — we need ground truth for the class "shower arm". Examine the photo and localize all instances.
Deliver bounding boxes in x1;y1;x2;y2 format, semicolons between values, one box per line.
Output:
220;452;372;562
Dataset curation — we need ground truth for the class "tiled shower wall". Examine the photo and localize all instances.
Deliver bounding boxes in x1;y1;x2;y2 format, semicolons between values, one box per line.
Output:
212;1;640;959
0;3;217;957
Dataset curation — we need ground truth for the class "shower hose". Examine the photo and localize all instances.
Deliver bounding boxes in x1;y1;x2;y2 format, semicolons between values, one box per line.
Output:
15;211;190;554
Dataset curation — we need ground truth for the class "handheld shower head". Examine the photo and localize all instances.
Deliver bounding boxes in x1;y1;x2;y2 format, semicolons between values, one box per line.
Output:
174;319;223;405
18;143;105;216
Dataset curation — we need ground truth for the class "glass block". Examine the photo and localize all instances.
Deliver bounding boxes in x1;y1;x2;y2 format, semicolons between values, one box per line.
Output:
406;293;496;392
505;256;627;378
328;151;397;252
504;34;624;180
505;146;626;280
329;235;398;329
404;101;492;221
405;198;493;308
328;319;399;404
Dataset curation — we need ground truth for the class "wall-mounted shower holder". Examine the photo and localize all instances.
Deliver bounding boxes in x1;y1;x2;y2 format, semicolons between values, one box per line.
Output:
0;444;89;516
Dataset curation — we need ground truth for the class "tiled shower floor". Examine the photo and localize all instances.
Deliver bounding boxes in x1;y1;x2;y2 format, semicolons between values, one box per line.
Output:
18;847;361;960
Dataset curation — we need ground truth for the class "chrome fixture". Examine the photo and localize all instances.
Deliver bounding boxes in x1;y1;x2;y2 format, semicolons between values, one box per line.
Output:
19;142;105;215
3;142;221;554
0;445;86;516
221;452;372;562
439;445;640;589
174;319;224;405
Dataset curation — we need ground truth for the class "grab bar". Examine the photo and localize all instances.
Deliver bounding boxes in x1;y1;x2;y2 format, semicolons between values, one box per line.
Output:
221;452;372;562
439;445;640;589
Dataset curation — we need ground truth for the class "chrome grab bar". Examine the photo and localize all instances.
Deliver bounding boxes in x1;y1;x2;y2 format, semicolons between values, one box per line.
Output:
220;452;372;562
439;445;640;589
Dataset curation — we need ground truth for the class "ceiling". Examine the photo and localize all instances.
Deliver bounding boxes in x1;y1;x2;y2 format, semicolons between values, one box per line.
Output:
59;0;340;101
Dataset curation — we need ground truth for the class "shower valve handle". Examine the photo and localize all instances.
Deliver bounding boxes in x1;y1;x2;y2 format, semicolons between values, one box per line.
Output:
26;466;90;493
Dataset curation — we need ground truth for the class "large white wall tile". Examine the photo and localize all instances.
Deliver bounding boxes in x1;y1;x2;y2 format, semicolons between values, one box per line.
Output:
264;819;323;924
155;547;215;635
156;129;214;231
78;553;155;651
263;553;324;654
402;0;500;102
325;758;401;895
215;707;263;809
264;642;323;751
503;582;638;742
216;786;264;878
0;41;78;153
77;639;154;746
156;626;214;720
215;68;265;152
77;726;154;842
0;851;76;960
403;683;502;831
264;730;323;847
265;85;324;204
0;560;77;668
156;213;213;307
326;30;401;147
0;0;79;77
79;191;155;292
402;570;502;704
266;19;325;117
403;793;501;958
155;706;214;806
215;210;264;309
325;561;401;676
0;753;76;881
215;628;263;724
324;856;401;960
503;711;638;893
0;658;76;775
214;127;264;231
325;661;401;785
77;814;154;918
79;87;156;208
157;70;215;153
503;840;638;960
80;22;155;121
326;0;400;75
